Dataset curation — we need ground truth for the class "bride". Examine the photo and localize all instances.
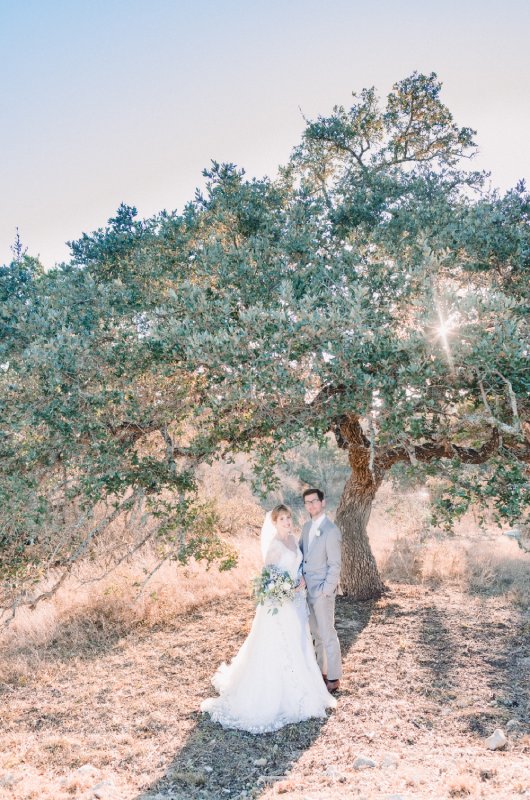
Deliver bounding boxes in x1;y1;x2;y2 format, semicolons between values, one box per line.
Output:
200;504;337;733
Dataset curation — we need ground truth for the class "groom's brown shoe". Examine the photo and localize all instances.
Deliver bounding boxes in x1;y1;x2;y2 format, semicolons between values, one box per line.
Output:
325;679;340;693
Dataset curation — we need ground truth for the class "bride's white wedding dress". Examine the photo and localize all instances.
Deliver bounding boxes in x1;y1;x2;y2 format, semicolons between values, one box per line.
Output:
200;536;337;733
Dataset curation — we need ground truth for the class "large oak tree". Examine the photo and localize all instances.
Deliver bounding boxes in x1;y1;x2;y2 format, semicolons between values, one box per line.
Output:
1;72;528;610
151;72;529;598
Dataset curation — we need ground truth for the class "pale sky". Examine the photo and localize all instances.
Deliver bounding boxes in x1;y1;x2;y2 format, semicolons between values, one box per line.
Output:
1;0;529;268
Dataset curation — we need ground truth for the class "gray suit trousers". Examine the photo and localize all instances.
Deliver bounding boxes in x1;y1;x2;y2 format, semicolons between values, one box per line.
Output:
307;593;342;680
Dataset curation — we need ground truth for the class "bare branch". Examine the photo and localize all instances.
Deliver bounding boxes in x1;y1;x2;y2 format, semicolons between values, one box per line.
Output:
477;375;523;438
478;380;493;417
463;412;522;438
1;491;142;617
307;133;369;172
77;527;154;586
134;557;169;597
401;436;418;467
494;370;522;435
368;415;376;476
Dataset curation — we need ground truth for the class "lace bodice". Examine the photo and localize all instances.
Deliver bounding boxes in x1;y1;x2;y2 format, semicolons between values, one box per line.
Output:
264;537;302;581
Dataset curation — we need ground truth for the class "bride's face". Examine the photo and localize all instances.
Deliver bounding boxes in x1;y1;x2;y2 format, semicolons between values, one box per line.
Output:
275;512;292;536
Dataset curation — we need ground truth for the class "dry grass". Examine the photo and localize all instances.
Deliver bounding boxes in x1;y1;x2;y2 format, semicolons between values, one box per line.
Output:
375;484;530;610
1;478;529;799
380;532;530;599
1;458;264;686
3;479;528;688
2;582;527;800
0;536;261;688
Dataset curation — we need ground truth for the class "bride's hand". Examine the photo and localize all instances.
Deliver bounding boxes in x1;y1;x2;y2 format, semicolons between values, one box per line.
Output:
296;576;306;591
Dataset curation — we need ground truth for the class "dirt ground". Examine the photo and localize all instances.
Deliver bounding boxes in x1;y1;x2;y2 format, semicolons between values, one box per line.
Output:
1;583;529;800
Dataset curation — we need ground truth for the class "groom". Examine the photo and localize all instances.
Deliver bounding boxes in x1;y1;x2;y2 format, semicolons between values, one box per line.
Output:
299;488;342;693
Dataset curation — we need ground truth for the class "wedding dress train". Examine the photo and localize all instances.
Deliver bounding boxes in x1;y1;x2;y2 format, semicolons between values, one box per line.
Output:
200;538;337;733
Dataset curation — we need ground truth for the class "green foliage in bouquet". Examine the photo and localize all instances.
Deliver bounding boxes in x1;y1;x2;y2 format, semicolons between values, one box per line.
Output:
252;566;296;615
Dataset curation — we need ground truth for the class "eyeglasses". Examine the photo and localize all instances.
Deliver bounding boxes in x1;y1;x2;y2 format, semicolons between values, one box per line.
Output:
304;499;322;505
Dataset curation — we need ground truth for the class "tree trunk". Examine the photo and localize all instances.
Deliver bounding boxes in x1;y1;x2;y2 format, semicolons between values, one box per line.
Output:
333;413;504;599
337;467;384;599
335;414;385;600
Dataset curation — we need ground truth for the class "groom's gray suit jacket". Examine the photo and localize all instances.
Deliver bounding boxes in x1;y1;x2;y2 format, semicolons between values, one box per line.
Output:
299;515;342;600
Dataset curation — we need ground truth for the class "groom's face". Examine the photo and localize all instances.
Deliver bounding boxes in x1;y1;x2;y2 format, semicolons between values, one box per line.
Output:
304;493;324;519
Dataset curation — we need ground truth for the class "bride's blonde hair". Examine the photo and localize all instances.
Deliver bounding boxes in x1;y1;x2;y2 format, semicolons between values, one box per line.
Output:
271;503;291;522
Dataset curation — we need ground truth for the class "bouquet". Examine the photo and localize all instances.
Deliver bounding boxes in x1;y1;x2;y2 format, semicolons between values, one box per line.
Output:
252;565;296;614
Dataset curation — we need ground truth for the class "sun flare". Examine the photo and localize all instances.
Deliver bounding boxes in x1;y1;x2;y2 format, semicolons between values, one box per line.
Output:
435;307;458;372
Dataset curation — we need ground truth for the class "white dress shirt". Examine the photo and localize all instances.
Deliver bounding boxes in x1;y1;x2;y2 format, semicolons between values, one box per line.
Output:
308;513;325;550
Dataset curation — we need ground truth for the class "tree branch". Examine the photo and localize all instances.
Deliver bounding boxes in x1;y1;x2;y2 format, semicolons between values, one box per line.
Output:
1;491;143;618
134;557;169;598
494;371;522;435
377;427;500;471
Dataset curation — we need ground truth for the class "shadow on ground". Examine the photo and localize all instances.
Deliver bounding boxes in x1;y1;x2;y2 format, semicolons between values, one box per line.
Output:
416;603;455;685
412;591;530;741
466;611;530;738
136;596;373;800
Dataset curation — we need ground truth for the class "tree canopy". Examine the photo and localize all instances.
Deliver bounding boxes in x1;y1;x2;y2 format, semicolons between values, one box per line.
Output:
1;72;528;610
